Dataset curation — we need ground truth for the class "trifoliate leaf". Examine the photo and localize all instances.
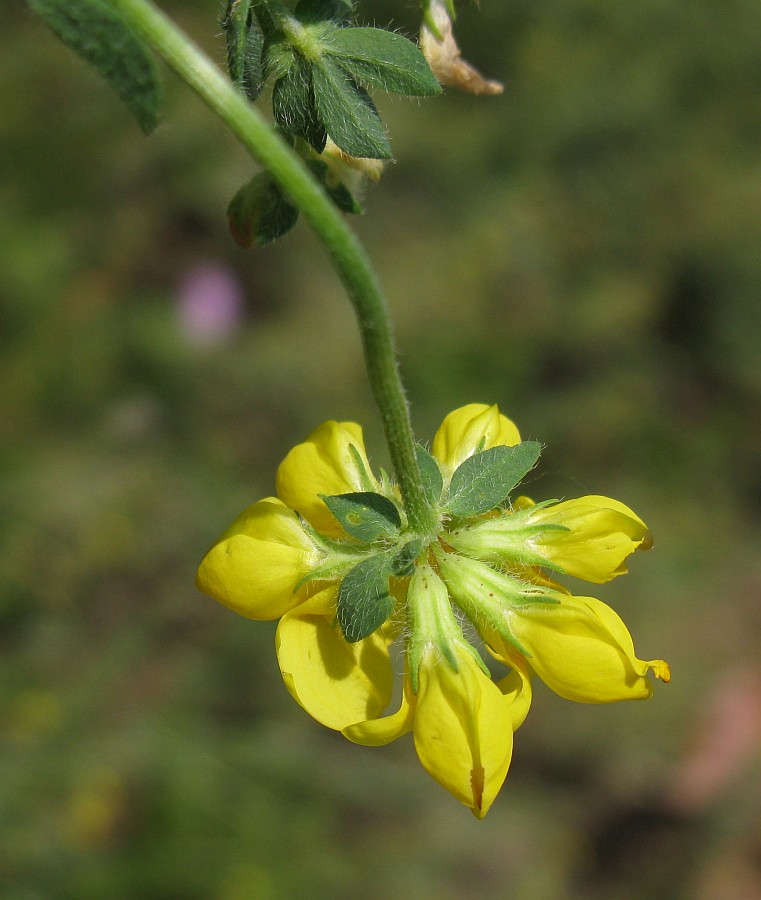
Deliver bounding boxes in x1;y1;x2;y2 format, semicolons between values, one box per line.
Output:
272;56;327;152
445;442;542;517
325;28;441;96
312;57;392;159
222;0;265;101
227;172;299;247
415;444;444;505
27;0;162;134
295;0;354;26
338;553;395;642
320;491;401;542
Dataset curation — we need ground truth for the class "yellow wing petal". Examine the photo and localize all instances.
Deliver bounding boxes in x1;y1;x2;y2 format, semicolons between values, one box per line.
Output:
343;680;415;746
276;589;393;730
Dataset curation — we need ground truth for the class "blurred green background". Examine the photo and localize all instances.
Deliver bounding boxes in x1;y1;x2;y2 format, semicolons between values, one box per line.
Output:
3;1;761;897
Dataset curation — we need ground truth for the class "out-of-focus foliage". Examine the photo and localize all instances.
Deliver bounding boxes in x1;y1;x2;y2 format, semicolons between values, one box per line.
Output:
3;0;761;897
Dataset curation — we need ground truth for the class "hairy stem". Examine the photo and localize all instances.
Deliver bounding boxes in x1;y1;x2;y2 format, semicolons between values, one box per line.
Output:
112;0;438;534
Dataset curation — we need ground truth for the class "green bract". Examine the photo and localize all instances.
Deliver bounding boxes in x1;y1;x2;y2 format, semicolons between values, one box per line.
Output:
320;491;402;542
444;441;541;517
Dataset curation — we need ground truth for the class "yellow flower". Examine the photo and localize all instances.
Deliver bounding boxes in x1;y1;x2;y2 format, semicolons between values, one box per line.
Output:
436;548;669;704
502;594;671;703
197;402;669;817
447;494;651;584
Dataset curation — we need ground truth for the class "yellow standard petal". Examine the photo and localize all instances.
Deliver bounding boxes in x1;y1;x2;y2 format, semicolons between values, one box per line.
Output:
196;498;321;620
431;403;522;476
527;495;652;583
413;644;514;818
276;420;378;535
276;587;394;731
507;595;670;703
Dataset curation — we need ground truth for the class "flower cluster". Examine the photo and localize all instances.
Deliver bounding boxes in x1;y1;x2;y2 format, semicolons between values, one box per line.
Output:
196;404;669;817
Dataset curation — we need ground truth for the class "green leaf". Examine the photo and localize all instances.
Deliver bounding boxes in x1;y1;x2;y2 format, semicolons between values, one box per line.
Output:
445;442;542;517
338;554;395;642
272;56;327;152
222;0;265;101
295;0;354;26
320;492;401;542
227;173;299;247
27;0;161;135
415;444;444;505
312;57;392;159
325;28;441;96
306;160;362;214
391;538;423;577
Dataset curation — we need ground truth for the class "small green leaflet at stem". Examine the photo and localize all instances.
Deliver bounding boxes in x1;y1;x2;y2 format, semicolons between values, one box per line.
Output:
305;160;361;213
27;0;162;135
338;553;395;642
222;0;265;101
228;172;299;247
324;28;441;96
320;491;401;542
445;442;542;517
391;538;424;577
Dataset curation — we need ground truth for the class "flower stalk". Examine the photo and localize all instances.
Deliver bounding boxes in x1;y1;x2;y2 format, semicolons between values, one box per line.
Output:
110;0;438;534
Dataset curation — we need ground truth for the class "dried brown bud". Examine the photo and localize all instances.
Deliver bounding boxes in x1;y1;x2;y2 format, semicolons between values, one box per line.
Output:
420;0;504;96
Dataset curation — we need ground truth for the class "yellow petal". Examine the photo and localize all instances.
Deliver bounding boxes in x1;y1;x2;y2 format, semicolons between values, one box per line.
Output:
196;498;319;620
276;421;377;535
413;644;514;818
276;588;394;731
431;404;521;475
495;655;533;731
343;679;415;746
529;495;652;583
508;595;669;703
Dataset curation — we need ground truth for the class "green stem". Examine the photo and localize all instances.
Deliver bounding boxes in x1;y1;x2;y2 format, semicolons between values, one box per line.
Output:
112;0;438;534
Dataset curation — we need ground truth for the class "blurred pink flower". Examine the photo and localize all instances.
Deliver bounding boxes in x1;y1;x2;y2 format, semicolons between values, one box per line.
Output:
176;261;244;345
